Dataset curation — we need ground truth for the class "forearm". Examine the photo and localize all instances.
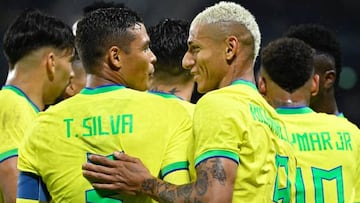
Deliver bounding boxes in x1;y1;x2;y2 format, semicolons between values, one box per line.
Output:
0;157;18;203
141;177;203;203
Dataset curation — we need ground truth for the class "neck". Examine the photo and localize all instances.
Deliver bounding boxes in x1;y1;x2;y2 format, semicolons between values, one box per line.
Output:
85;74;122;88
6;64;46;111
223;57;256;88
310;95;339;115
268;89;310;109
150;80;194;102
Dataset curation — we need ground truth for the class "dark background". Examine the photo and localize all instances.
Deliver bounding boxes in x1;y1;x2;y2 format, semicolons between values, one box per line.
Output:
0;0;359;126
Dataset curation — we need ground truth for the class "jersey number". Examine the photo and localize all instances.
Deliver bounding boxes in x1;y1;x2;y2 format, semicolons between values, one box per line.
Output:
295;166;344;203
85;152;123;203
273;154;291;203
85;189;123;203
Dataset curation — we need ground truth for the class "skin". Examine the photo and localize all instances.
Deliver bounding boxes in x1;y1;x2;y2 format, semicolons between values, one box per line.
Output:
85;23;156;90
83;21;256;203
150;78;195;101
0;47;74;203
309;53;339;115
257;68;319;108
0;158;17;203
63;59;86;99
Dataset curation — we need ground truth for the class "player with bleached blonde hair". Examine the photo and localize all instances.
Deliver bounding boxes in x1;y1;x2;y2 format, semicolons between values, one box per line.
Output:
82;2;297;202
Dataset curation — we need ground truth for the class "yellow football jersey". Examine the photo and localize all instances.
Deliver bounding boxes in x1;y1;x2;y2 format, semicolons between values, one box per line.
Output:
148;91;196;181
277;107;360;203
0;85;39;203
193;80;296;203
17;85;192;203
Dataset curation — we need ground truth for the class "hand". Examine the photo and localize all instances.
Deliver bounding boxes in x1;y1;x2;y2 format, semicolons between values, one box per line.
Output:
82;151;153;195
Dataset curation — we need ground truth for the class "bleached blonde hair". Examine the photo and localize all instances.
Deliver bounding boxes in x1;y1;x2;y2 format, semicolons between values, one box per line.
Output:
191;1;261;62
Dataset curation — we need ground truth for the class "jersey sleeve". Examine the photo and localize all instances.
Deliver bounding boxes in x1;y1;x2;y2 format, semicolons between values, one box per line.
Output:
160;107;192;185
193;94;240;167
16;172;51;203
17;118;43;175
0;104;35;162
354;129;360;202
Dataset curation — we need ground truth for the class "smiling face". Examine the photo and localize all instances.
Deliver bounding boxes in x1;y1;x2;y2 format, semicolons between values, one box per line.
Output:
182;23;229;93
119;23;157;91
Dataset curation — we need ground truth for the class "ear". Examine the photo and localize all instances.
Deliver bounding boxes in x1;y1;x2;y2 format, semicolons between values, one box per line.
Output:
323;69;336;89
46;52;56;81
225;36;238;61
311;74;320;96
108;46;121;71
257;75;267;96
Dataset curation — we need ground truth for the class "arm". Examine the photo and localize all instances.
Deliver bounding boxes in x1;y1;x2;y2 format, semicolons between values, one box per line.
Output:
83;152;237;203
0;157;18;203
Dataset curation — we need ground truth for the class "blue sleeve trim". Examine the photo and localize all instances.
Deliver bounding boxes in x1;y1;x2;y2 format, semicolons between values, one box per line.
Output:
17;172;51;201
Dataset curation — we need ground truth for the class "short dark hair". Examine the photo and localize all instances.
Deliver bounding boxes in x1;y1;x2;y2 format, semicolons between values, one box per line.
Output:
3;8;74;68
283;24;342;86
75;7;143;73
261;38;314;93
83;0;125;14
148;18;191;82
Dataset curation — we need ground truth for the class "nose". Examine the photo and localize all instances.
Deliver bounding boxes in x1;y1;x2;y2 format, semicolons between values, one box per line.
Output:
182;51;194;70
69;67;75;79
149;49;157;64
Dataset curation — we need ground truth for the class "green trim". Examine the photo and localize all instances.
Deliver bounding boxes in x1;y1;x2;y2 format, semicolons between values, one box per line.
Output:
80;85;125;95
231;79;257;91
276;107;313;115
160;161;189;179
195;150;239;167
337;112;345;118
2;85;40;113
0;148;18;163
148;91;179;99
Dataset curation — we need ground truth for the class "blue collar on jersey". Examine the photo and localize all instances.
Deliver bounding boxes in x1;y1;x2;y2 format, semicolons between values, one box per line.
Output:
80;84;126;95
276;106;314;115
2;85;40;113
230;79;257;91
337;112;345;118
147;90;183;100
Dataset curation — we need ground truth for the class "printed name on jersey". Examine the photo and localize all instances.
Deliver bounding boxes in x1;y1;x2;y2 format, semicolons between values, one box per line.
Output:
290;131;352;151
63;114;133;138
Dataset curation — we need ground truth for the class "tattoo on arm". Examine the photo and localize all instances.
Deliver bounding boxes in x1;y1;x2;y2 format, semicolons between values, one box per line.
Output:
209;158;226;185
140;158;227;203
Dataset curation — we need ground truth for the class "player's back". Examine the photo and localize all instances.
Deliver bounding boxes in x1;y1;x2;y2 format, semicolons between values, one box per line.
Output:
148;91;197;181
0;85;39;160
193;80;296;203
276;107;360;203
17;85;192;203
0;85;39;203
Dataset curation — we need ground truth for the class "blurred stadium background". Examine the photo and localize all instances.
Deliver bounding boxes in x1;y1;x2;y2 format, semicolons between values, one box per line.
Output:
0;0;359;125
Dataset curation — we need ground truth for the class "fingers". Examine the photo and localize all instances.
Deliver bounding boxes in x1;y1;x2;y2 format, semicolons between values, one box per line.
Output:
82;161;115;175
87;154;115;166
91;182;137;195
113;151;139;163
82;167;114;183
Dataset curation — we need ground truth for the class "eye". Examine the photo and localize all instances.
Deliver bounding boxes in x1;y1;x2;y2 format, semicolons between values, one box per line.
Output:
189;45;200;53
143;45;150;52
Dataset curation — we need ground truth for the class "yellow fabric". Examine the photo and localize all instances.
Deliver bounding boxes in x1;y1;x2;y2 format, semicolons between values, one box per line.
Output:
0;86;38;203
148;91;197;182
277;107;360;203
193;80;296;203
18;86;192;203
